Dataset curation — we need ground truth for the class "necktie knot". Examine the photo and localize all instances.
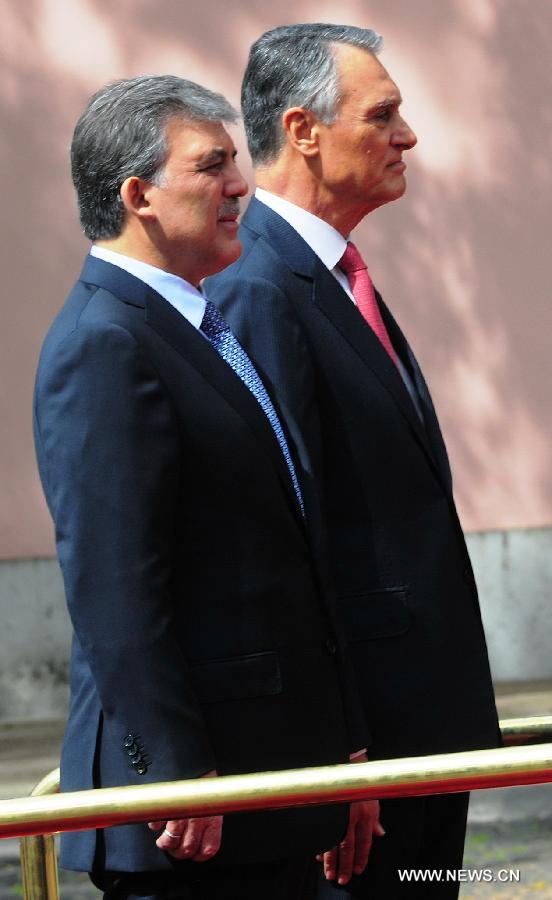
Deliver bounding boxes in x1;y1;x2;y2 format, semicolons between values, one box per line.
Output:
200;300;228;339
339;241;366;275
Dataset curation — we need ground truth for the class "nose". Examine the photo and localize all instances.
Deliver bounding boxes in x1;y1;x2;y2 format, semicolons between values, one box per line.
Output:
393;115;417;150
224;162;248;198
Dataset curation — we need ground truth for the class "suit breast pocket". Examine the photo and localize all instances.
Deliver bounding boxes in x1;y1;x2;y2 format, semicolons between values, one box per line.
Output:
339;586;411;641
188;650;283;704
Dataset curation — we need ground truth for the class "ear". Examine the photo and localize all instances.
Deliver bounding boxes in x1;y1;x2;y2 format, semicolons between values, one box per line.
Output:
119;176;157;221
281;107;321;158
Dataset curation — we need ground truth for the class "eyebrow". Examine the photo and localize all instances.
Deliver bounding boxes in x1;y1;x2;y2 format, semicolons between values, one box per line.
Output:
370;96;403;113
195;147;237;167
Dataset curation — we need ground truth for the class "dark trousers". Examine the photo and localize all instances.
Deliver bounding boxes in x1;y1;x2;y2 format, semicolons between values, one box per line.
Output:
97;854;318;900
316;793;470;900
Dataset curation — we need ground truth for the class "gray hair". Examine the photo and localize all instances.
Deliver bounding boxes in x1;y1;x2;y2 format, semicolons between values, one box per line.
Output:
242;23;383;166
71;75;238;240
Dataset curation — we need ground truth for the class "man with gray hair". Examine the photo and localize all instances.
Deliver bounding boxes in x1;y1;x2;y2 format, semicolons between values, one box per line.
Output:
33;73;368;899
207;23;501;899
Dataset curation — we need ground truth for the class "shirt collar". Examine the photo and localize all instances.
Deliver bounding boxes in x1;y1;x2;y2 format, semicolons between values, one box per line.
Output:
90;245;206;330
255;188;347;271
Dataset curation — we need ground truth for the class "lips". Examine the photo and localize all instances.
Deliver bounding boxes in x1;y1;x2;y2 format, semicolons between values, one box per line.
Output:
387;160;406;172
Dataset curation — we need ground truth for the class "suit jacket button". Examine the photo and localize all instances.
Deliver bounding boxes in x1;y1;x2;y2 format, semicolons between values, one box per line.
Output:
133;761;147;775
325;637;337;655
126;743;139;757
123;735;135;749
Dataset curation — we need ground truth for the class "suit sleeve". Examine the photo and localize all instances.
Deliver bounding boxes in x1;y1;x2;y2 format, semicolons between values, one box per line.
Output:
34;320;216;781
207;273;371;752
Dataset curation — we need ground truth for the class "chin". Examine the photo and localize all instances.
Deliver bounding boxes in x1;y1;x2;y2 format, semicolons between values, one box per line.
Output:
380;185;407;207
209;240;243;276
393;176;408;198
224;238;243;265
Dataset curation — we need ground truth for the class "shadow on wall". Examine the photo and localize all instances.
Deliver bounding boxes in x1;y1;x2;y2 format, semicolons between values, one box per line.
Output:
356;0;552;531
1;0;551;558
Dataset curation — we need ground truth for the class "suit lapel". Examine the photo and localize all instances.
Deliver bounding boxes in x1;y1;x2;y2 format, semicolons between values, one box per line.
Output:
242;202;448;490
314;270;454;496
146;291;305;522
79;255;305;525
384;309;453;495
313;264;433;444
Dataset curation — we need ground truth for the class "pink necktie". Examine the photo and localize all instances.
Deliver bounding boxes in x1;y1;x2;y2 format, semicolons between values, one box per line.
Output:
339;241;399;368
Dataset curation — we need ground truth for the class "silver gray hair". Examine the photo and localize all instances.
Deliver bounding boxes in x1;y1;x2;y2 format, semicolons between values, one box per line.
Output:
241;23;383;165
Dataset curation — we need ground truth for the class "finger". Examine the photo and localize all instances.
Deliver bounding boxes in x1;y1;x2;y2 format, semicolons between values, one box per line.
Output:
353;799;386;875
155;819;187;851
352;820;373;876
172;817;205;860
148;821;165;831
193;815;223;862
353;817;385;875
323;846;338;882
336;826;356;886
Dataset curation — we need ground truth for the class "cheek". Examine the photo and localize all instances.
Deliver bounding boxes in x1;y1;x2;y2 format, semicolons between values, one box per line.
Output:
359;139;386;163
344;137;382;176
353;152;384;185
181;196;219;239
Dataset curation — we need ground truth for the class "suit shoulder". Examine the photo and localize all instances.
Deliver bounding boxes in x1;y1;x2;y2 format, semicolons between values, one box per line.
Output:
35;303;152;412
213;225;297;286
206;242;299;319
39;277;146;361
33;313;179;461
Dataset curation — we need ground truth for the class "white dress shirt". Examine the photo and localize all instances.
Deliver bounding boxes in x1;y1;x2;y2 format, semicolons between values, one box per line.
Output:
90;245;206;329
256;188;353;299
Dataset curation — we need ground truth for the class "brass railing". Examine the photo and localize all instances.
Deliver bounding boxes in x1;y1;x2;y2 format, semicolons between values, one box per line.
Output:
3;715;552;900
19;769;61;900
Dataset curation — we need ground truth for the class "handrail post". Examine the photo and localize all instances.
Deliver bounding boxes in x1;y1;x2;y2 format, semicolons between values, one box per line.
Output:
20;833;59;900
20;768;61;900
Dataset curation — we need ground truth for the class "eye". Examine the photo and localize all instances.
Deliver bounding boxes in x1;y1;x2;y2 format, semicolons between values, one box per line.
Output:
374;108;392;122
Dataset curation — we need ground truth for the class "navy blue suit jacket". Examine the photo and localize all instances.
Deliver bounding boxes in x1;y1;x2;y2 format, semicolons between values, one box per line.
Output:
33;255;364;874
207;198;500;762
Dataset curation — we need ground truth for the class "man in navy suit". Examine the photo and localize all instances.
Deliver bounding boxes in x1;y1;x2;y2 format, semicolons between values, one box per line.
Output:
206;24;501;898
33;74;369;900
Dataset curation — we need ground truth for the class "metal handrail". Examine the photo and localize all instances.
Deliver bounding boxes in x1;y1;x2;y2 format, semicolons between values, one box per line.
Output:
500;715;552;744
6;715;552;900
3;741;552;841
19;768;61;900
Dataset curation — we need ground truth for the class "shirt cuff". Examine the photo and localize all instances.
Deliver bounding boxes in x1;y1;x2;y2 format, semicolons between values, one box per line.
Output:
349;748;368;760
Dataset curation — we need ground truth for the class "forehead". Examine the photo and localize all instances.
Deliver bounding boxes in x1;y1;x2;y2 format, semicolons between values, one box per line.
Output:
333;43;401;107
163;116;235;160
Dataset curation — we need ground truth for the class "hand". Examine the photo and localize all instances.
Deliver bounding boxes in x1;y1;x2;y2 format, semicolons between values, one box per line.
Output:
317;755;385;885
150;814;223;861
149;769;223;862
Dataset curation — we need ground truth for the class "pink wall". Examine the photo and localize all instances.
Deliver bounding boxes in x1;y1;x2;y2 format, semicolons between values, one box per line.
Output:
1;0;551;557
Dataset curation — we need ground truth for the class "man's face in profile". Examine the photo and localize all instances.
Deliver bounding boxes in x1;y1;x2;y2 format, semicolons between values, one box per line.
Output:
315;44;417;232
146;117;248;285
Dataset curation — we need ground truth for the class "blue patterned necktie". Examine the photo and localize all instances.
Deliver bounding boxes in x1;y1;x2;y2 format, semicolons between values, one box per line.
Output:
200;300;304;517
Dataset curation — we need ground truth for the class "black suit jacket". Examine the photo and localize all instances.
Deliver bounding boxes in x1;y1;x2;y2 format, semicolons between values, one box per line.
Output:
207;198;500;764
33;255;362;874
